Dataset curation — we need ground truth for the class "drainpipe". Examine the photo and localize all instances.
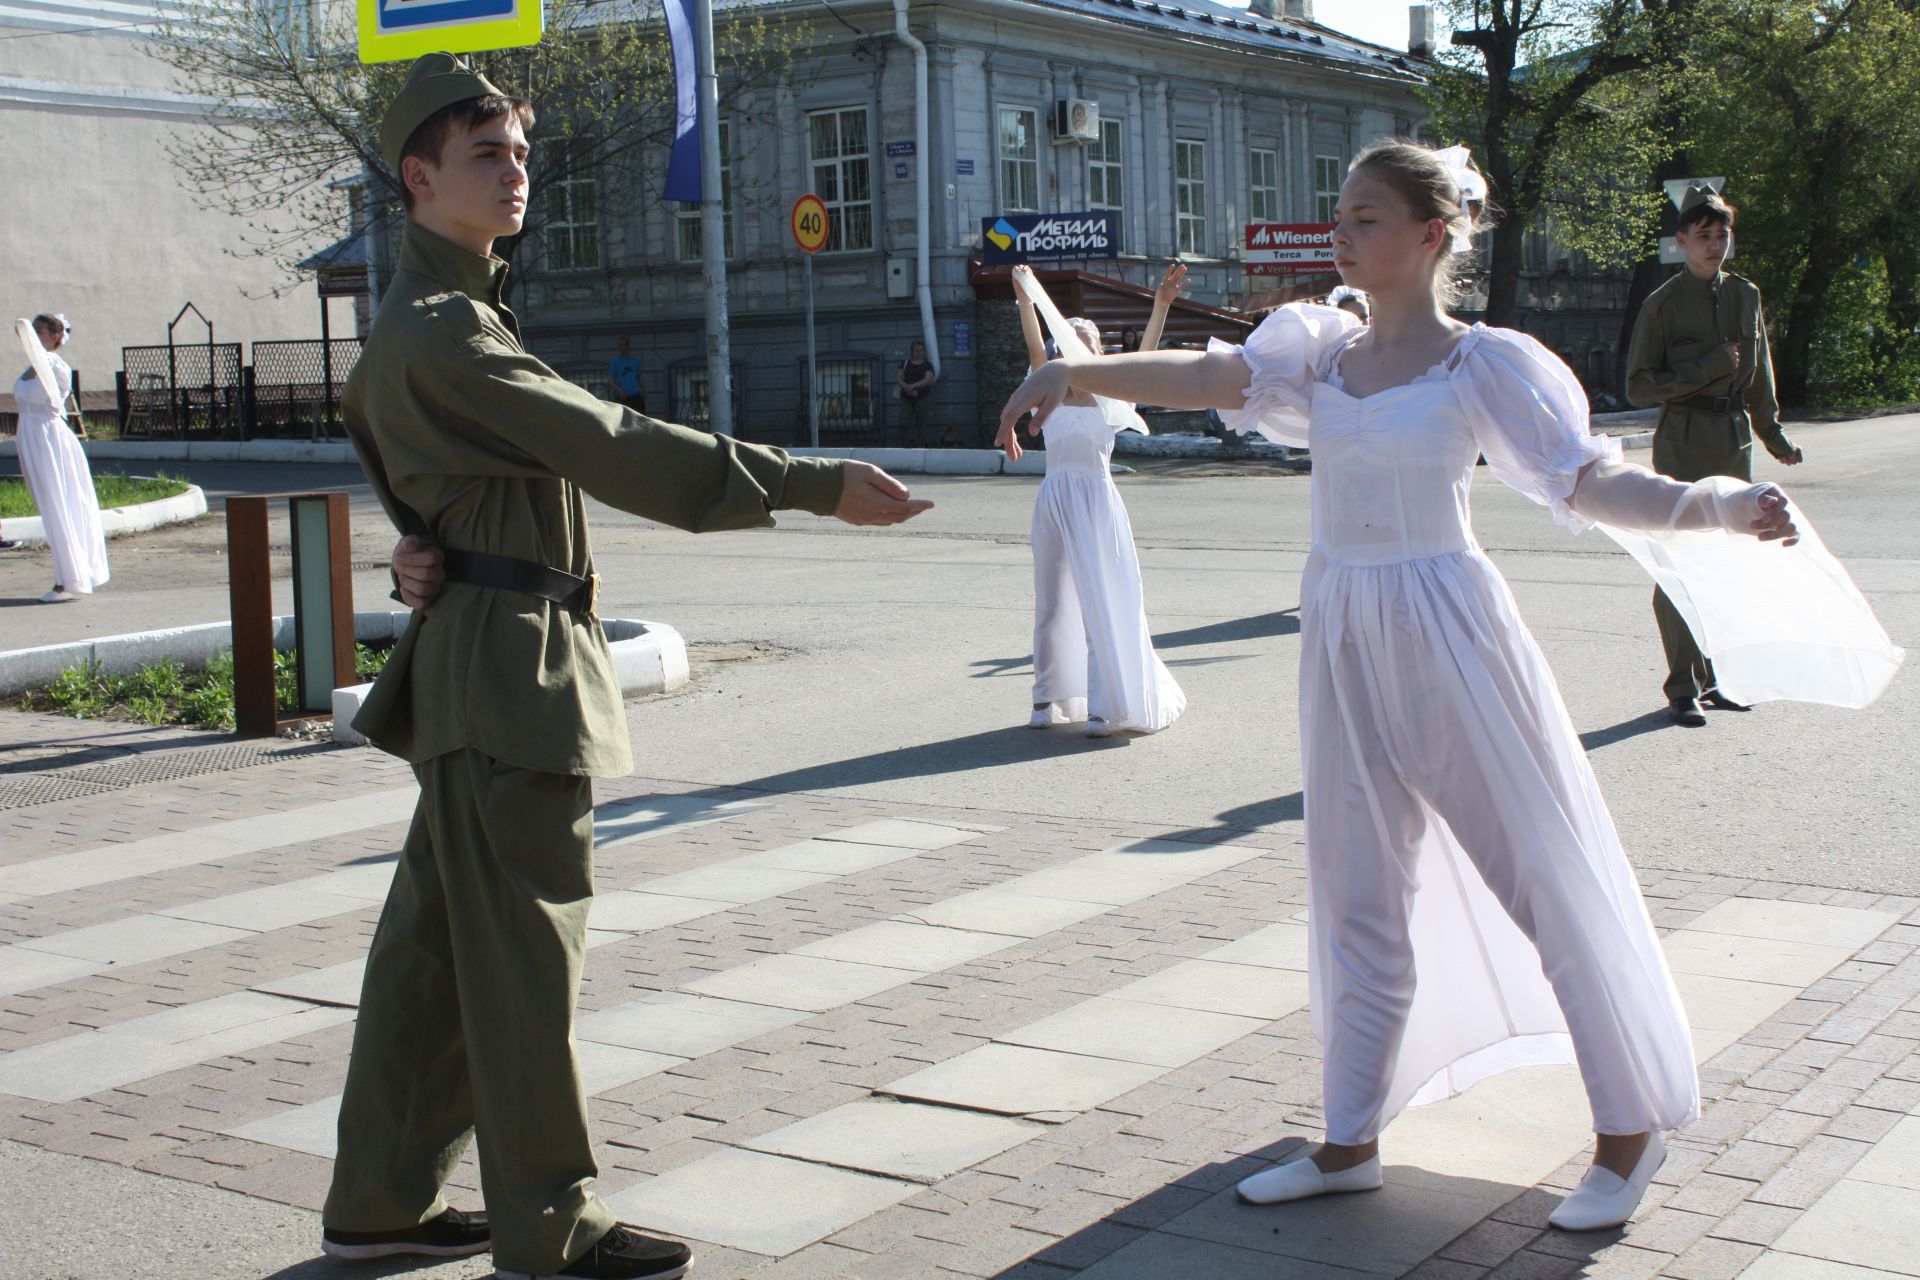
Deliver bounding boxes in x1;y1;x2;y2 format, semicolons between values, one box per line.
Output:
892;0;940;377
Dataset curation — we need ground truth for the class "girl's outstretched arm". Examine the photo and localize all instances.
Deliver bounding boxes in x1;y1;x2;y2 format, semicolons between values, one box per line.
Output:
1002;348;1251;438
1139;262;1188;354
1011;265;1050;371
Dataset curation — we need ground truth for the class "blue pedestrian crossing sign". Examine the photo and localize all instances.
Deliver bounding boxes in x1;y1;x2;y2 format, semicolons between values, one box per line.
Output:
358;0;543;64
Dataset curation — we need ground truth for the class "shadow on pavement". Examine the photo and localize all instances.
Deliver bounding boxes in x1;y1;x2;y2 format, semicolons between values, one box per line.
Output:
967;609;1302;681
1579;709;1672;752
730;724;1133;794
996;1137;1613;1277
259;1256;473;1279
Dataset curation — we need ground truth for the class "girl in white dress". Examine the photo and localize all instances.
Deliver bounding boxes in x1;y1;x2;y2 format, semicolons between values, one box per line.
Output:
996;264;1185;738
998;141;1815;1232
13;314;108;603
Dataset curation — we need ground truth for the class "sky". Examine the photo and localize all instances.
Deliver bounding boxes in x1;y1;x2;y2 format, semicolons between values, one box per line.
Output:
1212;0;1419;52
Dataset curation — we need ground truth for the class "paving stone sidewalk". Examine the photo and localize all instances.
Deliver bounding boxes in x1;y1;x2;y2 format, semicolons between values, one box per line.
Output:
1;709;1917;1280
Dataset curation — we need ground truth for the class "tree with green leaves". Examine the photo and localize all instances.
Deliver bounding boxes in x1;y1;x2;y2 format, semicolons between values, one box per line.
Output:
1423;0;1675;328
146;0;807;291
1682;0;1920;405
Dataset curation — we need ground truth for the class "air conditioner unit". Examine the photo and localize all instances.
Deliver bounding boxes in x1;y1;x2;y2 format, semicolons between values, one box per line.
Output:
1053;98;1100;144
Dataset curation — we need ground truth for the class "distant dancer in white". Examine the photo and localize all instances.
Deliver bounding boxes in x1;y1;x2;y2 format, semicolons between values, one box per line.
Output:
1001;140;1896;1233
13;314;107;602
996;263;1185;738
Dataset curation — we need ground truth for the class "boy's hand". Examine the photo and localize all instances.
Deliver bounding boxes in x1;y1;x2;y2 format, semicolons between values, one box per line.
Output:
1722;341;1742;370
391;534;445;608
1778;446;1804;466
835;460;934;526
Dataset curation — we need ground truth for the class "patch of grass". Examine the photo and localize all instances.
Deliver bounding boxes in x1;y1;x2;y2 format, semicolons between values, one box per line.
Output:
0;470;191;519
19;643;393;731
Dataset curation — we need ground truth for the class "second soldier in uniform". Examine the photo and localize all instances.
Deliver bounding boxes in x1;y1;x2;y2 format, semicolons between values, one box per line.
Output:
1626;184;1802;727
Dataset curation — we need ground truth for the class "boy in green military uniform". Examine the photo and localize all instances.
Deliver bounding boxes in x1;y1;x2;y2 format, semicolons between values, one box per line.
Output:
318;55;931;1280
1626;184;1802;728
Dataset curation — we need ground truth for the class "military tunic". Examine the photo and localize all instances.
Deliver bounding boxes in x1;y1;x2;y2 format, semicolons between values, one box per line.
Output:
345;224;843;775
1625;268;1796;701
325;222;844;1272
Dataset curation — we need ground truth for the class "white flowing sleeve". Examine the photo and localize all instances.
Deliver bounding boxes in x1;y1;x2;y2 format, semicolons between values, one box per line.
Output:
1452;327;1621;532
1456;331;1902;707
1208;303;1360;448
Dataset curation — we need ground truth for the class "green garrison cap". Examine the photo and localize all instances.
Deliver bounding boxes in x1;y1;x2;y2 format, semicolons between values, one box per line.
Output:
1678;182;1731;221
379;53;507;172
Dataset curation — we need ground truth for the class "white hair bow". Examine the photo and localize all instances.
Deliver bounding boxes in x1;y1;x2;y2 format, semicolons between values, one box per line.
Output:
1435;146;1486;252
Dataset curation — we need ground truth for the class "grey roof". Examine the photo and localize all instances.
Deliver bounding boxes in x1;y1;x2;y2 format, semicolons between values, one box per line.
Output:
298;230;369;273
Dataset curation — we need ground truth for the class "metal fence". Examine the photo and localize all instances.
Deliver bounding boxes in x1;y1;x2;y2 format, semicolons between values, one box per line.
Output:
250;339;364;439
812;356;881;445
117;339;362;439
119;343;244;439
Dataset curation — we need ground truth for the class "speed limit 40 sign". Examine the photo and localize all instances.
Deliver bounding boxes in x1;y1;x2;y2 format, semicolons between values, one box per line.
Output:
791;194;829;254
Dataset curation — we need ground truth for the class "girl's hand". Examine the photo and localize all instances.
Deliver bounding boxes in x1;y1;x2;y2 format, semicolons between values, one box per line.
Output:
1001;360;1072;444
1154;262;1189;305
993;418;1023;462
1011;264;1037;307
1751;487;1799;546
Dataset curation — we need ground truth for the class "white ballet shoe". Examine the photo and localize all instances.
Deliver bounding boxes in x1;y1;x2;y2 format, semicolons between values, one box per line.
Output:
1235;1154;1383;1205
40;588;75;603
1548;1133;1666;1231
1084;717;1112;738
1029;704;1062;728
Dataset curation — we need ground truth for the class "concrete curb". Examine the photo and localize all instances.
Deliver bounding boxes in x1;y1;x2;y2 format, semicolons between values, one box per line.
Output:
0;483;208;547
0;439;358;465
0;611;690;737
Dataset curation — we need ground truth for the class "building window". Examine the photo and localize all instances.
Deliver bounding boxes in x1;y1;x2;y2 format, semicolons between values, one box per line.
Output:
1249;147;1279;223
997;106;1040;214
1088;118;1124;243
1315;154;1345;222
676;118;734;262
545;173;600;271
808;107;873;253
1175;138;1207;257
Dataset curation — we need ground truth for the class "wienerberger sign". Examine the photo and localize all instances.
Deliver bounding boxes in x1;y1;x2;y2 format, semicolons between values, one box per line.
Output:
1245;222;1336;275
980;212;1119;264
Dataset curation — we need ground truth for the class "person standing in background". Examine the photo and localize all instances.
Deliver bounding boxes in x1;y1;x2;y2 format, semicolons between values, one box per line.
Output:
607;336;645;413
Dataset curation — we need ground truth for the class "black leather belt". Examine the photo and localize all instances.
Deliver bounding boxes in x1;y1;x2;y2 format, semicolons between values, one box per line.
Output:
441;547;600;614
1674;392;1741;416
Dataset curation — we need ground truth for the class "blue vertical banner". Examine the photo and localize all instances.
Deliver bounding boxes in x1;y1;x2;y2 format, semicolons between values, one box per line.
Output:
662;0;702;202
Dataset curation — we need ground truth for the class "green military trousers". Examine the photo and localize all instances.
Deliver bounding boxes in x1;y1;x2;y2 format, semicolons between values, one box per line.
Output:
1651;407;1755;701
323;748;617;1272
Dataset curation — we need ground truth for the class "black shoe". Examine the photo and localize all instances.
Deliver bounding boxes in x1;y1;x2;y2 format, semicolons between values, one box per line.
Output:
1701;689;1752;712
321;1206;490;1259
0;539;17;550
1667;697;1707;728
497;1225;693;1280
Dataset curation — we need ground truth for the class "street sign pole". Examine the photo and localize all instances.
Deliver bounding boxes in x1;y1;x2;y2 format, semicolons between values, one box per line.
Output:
790;194;829;449
696;0;733;436
804;253;819;448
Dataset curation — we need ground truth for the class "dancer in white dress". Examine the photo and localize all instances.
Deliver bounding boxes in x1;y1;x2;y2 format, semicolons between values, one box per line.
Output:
996;140;1887;1233
13;314;107;603
996;264;1185;737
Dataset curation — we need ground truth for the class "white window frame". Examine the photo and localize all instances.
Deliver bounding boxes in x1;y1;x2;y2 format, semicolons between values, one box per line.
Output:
1175;137;1208;257
1249;147;1280;224
997;105;1040;214
545;171;600;272
1315;154;1345;222
1088;117;1125;246
807;106;874;254
676;117;735;263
